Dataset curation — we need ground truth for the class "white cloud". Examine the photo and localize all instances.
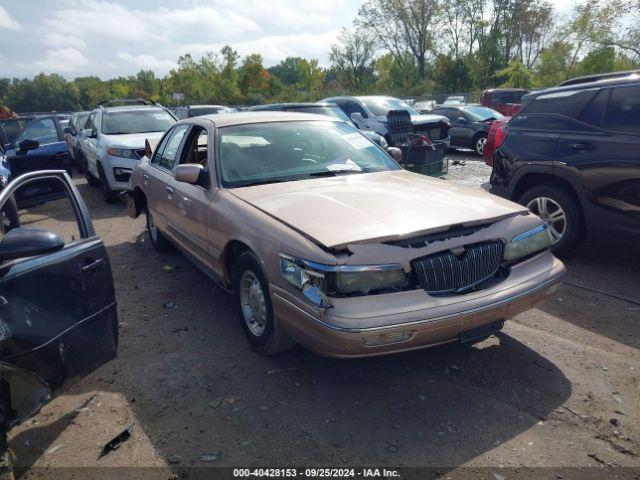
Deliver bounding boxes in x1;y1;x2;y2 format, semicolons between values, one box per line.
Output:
34;48;90;72
117;52;177;72
0;6;21;30
44;32;88;50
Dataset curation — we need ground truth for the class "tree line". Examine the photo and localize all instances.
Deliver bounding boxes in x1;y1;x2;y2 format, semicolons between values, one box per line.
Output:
1;0;638;113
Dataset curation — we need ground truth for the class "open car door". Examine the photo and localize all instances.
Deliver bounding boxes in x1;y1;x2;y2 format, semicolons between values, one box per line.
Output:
0;170;118;430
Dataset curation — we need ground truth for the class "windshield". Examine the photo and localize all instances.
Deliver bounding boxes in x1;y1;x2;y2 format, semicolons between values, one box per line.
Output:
463;106;503;121
218;121;399;188
101;109;175;135
288;106;352;123
361;98;420;117
189;107;226;117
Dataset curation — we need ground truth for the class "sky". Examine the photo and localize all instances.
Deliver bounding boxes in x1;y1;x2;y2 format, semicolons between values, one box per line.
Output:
0;0;578;80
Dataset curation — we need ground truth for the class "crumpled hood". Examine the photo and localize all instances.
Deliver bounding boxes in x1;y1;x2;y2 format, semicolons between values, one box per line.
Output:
230;170;527;248
102;131;165;149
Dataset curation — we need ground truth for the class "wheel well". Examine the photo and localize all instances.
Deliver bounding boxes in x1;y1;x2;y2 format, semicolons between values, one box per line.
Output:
132;187;147;216
223;240;252;289
512;173;586;229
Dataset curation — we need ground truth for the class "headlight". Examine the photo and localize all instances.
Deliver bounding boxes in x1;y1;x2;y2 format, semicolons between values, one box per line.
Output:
107;147;137;159
503;224;552;261
279;254;408;305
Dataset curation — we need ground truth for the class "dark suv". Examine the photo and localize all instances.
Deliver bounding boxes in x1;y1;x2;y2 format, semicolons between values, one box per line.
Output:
489;71;640;254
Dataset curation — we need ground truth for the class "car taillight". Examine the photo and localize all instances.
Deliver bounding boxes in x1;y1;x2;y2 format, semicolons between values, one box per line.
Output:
483;119;509;167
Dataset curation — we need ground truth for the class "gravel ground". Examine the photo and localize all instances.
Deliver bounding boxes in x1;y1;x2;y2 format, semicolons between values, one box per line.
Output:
8;152;640;478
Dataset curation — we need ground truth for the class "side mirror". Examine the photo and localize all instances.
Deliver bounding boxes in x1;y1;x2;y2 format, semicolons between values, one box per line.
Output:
175;164;204;184
386;147;402;162
350;112;364;126
18;139;40;154
64;127;73;135
0;227;65;261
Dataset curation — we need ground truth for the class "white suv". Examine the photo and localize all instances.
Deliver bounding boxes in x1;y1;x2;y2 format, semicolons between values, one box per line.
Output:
79;101;176;202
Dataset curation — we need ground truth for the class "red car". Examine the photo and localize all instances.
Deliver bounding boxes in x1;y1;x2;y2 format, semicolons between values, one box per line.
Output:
481;89;529;116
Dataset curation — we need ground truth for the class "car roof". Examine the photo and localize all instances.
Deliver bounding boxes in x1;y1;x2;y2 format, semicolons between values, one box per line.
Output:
250;102;338;110
187;104;227;109
102;105;167;113
484;88;529;93
179;111;341;127
524;70;640;103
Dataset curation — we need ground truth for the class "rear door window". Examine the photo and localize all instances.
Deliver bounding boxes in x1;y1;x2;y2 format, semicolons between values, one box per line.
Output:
604;86;640;135
578;89;609;127
522;90;597;118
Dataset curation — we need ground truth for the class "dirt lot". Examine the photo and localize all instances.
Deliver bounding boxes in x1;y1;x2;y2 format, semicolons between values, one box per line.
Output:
8;152;640;478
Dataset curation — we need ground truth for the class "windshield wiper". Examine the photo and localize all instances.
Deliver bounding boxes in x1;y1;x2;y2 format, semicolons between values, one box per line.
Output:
233;178;294;188
309;169;364;178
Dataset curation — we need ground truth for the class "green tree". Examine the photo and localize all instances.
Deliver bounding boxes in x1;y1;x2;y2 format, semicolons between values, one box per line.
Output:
496;60;534;88
329;28;376;92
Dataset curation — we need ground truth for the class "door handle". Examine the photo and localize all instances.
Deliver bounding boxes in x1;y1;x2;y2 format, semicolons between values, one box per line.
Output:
81;257;105;273
568;142;594;151
165;186;174;195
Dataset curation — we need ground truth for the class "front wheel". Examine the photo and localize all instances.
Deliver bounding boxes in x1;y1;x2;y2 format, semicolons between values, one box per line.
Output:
518;185;583;255
97;164;120;203
233;251;296;355
473;134;487;156
145;207;172;252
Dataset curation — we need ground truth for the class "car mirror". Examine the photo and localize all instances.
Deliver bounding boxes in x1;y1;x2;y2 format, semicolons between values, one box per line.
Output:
175;164;204;184
0;227;65;261
18;139;40;154
386;147;402;162
350;112;364;125
64;127;73;135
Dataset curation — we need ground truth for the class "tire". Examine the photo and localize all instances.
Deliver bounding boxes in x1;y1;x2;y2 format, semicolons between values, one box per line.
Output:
75;149;85;173
233;251;296;355
518;185;583;255
97;163;119;203
145;206;172;252
85;166;100;187
473;133;487;156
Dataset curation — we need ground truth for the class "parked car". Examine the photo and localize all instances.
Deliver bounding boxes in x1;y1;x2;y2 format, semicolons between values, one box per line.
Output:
249;102;388;148
0;115;72;208
79;100;176;202
481;88;529;116
124;111;565;358
483;117;510;166
321;95;450;176
443;95;466;105
432;105;504;155
489;70;640;254
63;111;90;171
0;170;118;468
414;100;437;113
175;105;235;119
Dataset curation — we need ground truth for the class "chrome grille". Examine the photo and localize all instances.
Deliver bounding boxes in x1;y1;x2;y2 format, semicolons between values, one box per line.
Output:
411;241;504;293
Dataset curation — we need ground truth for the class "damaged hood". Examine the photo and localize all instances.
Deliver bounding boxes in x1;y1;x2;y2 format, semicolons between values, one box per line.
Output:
230;170;528;248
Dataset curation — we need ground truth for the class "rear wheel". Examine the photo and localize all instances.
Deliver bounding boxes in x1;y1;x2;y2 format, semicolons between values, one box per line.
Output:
233;251;296;355
145;206;172;252
97;164;119;203
518;185;583;255
473;133;487;156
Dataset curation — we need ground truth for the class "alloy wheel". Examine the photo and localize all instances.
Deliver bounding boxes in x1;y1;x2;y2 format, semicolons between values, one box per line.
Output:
239;270;267;337
476;136;487;155
526;196;567;244
147;210;158;242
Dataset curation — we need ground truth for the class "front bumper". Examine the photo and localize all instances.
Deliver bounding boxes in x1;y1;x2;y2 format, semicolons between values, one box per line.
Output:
102;155;137;191
271;251;564;358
